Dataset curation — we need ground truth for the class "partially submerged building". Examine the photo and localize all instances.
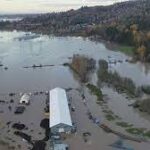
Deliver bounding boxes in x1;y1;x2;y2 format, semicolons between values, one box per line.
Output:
50;88;72;134
20;93;30;105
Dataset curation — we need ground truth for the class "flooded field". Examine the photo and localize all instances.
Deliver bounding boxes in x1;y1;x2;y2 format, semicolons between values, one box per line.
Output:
0;93;47;150
0;31;150;150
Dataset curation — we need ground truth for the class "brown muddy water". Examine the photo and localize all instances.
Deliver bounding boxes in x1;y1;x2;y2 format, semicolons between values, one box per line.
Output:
0;31;150;150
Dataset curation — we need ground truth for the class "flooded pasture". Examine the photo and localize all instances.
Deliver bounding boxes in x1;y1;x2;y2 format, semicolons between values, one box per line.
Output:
0;31;150;150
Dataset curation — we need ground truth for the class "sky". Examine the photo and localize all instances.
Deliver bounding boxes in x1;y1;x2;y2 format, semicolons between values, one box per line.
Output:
0;0;129;14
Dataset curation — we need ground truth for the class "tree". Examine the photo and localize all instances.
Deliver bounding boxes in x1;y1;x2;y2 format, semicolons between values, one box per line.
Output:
137;45;146;61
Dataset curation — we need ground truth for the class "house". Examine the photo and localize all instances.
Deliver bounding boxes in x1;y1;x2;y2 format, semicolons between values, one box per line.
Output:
50;88;72;134
20;93;30;105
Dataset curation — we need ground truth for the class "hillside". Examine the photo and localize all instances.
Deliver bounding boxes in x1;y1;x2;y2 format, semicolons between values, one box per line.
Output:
11;0;150;31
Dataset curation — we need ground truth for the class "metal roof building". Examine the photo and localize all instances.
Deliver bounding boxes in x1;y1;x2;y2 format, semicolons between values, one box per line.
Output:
20;93;30;105
50;88;72;133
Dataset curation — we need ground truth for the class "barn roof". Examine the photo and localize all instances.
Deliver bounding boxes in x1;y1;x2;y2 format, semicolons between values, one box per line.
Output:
49;88;72;128
20;93;30;103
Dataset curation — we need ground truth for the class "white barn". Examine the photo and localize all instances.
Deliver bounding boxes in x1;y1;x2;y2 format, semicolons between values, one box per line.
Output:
20;93;30;104
50;88;72;134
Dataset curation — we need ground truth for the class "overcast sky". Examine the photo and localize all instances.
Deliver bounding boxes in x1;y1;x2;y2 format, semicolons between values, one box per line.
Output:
0;0;129;14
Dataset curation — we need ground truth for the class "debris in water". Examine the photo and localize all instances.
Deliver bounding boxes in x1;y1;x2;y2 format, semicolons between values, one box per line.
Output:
32;141;46;150
110;138;134;150
12;123;26;130
14;106;25;114
8;106;12;111
4;67;8;70
40;119;49;141
14;131;32;144
0;100;5;103
9;93;15;97
10;99;14;103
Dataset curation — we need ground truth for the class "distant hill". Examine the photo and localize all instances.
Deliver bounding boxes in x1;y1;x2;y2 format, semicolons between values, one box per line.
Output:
16;0;150;31
1;0;150;32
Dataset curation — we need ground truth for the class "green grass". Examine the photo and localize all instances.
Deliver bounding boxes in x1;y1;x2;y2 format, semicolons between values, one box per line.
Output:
102;109;113;114
105;114;116;121
86;84;103;102
116;122;133;128
126;128;146;135
119;45;134;55
141;85;150;95
144;131;150;138
0;140;8;146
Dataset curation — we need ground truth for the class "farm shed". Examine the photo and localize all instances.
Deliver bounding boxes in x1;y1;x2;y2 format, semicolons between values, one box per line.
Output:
50;88;72;134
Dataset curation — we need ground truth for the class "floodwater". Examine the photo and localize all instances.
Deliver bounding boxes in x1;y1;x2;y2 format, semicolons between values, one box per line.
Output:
0;17;23;22
0;31;150;150
0;94;47;150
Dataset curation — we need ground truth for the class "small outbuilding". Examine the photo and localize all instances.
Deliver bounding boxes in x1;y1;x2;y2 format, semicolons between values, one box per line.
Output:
50;88;72;134
20;93;30;105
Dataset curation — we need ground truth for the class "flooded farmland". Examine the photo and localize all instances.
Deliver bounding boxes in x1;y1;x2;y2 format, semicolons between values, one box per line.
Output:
0;31;150;150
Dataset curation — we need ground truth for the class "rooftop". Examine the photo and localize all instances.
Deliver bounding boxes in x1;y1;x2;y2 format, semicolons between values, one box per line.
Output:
49;87;72;128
